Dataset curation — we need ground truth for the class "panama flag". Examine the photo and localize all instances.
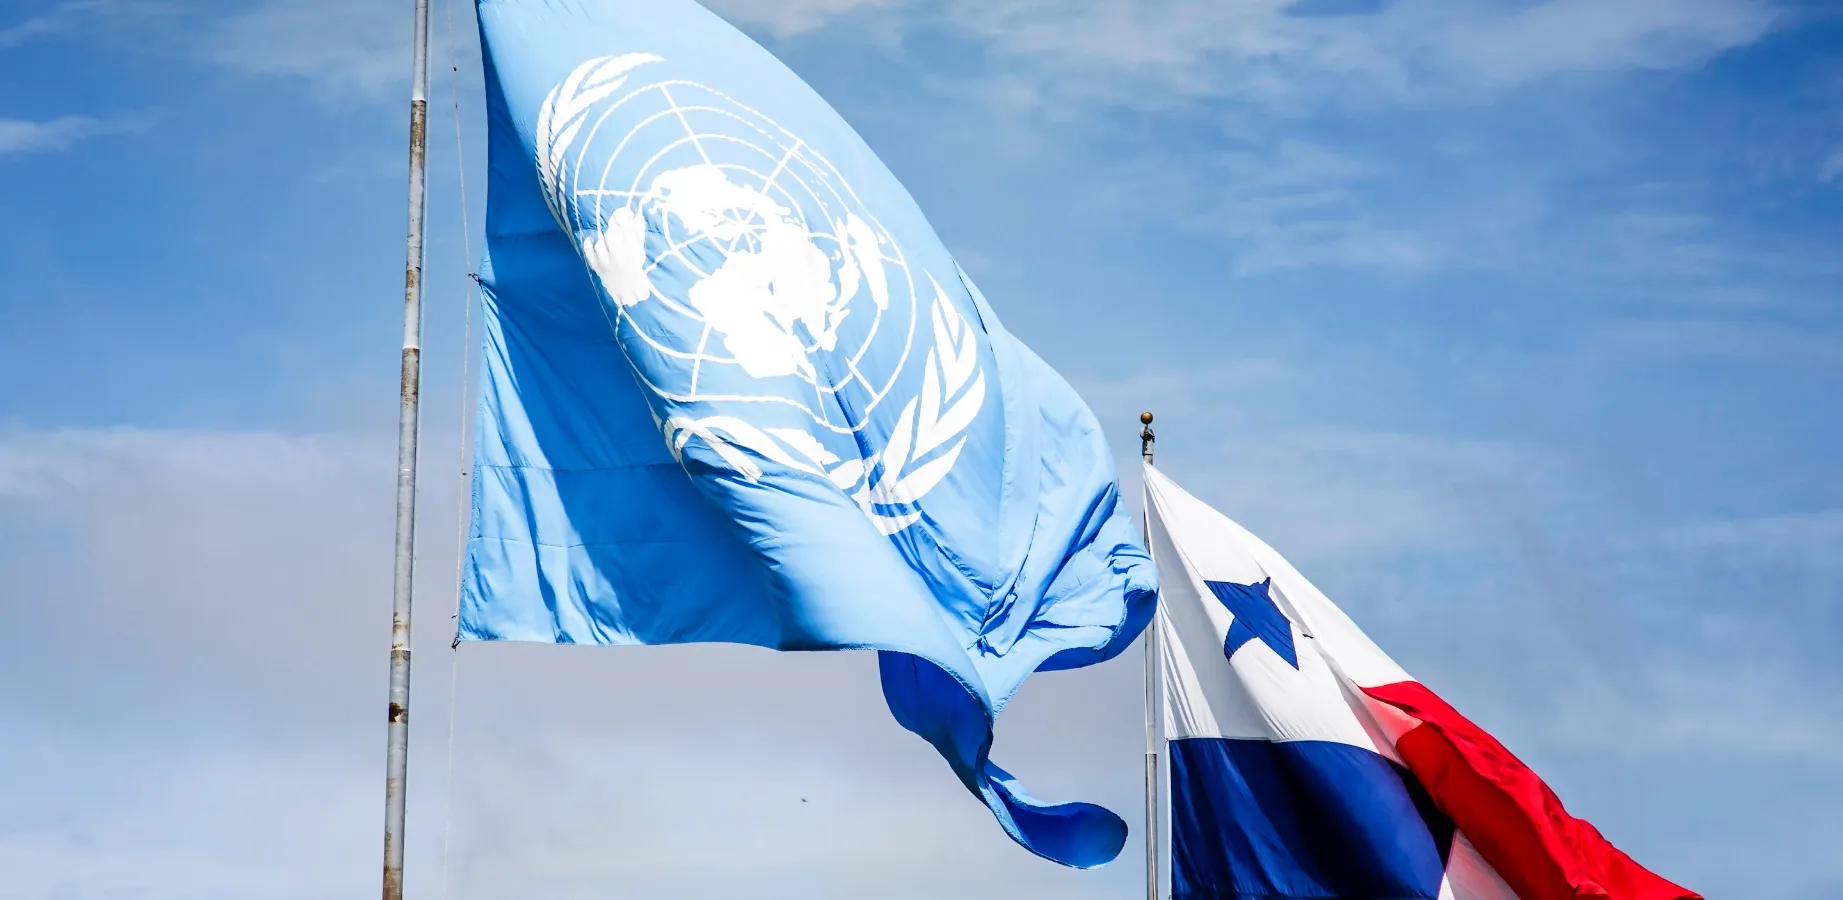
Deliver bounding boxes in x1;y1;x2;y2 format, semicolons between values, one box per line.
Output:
1144;466;1699;900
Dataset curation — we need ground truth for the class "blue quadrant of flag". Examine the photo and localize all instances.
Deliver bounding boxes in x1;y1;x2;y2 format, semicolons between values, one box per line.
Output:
1169;737;1455;900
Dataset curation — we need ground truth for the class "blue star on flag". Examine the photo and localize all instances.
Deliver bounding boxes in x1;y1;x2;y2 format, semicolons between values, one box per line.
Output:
1205;578;1298;669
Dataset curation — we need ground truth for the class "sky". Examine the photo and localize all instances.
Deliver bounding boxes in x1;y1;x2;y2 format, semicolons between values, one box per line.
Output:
0;0;1839;898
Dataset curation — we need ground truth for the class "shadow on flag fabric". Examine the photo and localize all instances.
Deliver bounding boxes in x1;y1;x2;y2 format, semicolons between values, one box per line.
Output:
457;0;1157;866
1144;467;1700;900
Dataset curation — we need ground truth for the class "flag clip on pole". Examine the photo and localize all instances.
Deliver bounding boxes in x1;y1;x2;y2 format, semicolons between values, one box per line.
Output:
1139;411;1159;900
381;1;431;899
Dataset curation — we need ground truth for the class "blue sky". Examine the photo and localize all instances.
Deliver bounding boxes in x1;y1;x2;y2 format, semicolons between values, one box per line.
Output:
0;0;1839;898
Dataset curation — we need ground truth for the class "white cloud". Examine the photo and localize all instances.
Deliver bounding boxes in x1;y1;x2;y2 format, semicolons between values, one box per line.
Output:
0;0;169;49
1175;426;1547;560
0;724;378;900
1621;658;1843;761
1657;509;1843;565
873;4;1789;283
901;0;1787;111
0;113;149;155
1194;140;1439;276
1581;318;1843;365
0;8;69;48
200;0;411;102
1821;148;1843;183
1524;206;1843;315
1076;137;1445;276
1430;0;1784;90
0;426;396;703
341;0;1784;113
705;0;903;37
1;0;410;103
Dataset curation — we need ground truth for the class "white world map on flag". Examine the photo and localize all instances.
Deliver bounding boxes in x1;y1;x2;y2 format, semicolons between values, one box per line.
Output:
534;54;986;534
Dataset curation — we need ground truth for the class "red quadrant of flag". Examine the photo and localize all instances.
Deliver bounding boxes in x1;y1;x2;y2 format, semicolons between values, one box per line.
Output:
1364;682;1702;900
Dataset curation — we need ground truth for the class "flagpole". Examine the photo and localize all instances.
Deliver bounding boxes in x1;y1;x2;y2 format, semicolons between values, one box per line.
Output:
1139;411;1159;900
381;0;432;898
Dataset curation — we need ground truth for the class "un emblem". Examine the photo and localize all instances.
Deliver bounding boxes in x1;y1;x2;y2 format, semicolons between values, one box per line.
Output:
534;55;986;535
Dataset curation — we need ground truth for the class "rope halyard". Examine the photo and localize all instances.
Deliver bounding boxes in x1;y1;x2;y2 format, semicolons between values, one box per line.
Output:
437;0;478;895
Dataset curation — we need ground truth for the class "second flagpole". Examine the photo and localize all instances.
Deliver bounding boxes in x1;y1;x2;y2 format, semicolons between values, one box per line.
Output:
1140;411;1159;900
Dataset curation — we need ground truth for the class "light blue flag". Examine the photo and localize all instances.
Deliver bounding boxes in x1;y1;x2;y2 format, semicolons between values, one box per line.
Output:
460;0;1157;866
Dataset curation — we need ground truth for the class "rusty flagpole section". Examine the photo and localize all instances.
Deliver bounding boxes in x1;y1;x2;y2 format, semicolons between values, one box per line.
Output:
1139;411;1160;900
381;0;431;898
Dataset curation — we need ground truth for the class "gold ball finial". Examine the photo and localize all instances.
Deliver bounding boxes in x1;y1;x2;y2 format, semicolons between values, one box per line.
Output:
1140;411;1154;425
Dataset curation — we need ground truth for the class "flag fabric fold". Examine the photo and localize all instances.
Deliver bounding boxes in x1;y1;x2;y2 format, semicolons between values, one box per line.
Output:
1145;465;1698;900
458;0;1156;866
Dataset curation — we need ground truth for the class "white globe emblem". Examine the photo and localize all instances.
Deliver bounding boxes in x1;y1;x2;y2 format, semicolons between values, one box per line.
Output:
535;55;986;534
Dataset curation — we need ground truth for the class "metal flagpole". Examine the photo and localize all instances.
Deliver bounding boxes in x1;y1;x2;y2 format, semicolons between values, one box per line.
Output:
1139;411;1160;900
381;0;432;898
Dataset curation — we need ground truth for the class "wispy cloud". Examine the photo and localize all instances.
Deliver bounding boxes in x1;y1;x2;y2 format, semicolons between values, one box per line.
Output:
0;0;171;49
1654;508;1843;567
1580;317;1843;365
0;113;150;155
732;0;1799;285
785;2;1797;283
3;0;407;104
199;0;410;102
1189;140;1439;276
0;7;69;48
706;0;903;37
1065;137;1449;276
1;0;105;49
1168;426;1556;561
1428;0;1786;90
1821;148;1843;183
772;0;1786;112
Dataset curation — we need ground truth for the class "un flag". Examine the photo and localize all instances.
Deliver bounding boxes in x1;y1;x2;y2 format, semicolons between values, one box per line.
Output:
461;0;1157;866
